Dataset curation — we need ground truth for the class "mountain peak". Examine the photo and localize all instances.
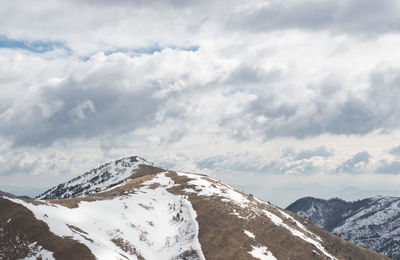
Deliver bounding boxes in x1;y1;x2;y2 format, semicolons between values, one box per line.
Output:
36;156;165;200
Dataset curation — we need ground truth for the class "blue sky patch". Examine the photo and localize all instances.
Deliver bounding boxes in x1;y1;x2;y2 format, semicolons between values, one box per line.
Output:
103;45;199;56
0;35;66;53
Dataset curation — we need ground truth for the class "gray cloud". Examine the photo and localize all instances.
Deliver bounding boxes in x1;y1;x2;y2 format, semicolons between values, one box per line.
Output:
0;80;160;147
229;0;400;35
376;160;400;174
196;152;270;173
226;65;282;85
0;49;209;147
220;67;400;140
389;145;400;157
336;151;371;173
293;146;334;161
196;149;326;175
1;0;399;59
0;151;38;176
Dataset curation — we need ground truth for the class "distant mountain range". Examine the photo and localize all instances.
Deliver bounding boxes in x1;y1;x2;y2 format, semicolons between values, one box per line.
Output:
287;196;400;260
0;156;390;259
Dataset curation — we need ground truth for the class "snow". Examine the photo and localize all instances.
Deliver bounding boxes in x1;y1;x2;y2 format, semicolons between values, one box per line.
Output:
9;173;205;260
37;157;153;199
177;172;249;207
177;172;337;259
334;197;400;234
328;196;400;258
248;246;277;260
5;166;344;259
277;209;321;241
263;210;337;260
229;209;247;219
244;230;255;239
20;242;55;260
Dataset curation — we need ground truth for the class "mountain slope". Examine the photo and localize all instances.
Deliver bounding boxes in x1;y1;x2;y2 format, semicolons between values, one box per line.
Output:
287;196;400;260
0;157;391;260
37;156;164;200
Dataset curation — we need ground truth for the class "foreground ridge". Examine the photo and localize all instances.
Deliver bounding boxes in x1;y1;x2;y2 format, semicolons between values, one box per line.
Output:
0;156;390;259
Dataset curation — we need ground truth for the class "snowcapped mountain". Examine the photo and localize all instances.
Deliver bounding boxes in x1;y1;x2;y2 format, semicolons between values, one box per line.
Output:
37;156;164;200
287;196;400;260
0;157;390;260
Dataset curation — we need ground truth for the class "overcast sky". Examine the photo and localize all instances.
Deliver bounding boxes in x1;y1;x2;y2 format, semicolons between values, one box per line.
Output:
2;0;400;206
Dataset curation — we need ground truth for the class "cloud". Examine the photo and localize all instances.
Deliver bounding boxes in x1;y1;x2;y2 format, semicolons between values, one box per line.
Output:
389;145;400;156
0;49;216;147
336;151;371;173
219;65;400;140
293;146;334;160
1;0;400;57
375;160;400;174
226;64;282;85
0;150;38;176
229;0;400;35
1;79;160;147
195;147;332;175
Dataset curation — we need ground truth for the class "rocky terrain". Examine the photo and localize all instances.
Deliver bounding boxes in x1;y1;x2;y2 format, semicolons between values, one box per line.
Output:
0;156;390;259
287;196;400;260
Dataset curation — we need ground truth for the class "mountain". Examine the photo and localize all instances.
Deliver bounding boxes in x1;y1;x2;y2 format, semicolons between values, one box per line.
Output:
37;156;164;200
0;157;390;260
287;196;400;260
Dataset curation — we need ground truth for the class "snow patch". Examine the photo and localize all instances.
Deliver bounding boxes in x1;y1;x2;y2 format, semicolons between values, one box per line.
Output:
21;242;55;260
249;245;277;260
263;210;336;260
178;172;249;207
277;209;321;241
244;230;255;239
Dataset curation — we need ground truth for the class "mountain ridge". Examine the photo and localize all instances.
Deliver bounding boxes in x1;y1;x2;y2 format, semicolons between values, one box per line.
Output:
287;196;400;260
36;156;165;200
0;156;391;259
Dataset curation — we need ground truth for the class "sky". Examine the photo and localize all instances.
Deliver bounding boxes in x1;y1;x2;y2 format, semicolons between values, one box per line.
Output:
2;0;400;207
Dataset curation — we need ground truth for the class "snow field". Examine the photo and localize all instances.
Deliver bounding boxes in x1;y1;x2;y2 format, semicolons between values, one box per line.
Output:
10;173;205;260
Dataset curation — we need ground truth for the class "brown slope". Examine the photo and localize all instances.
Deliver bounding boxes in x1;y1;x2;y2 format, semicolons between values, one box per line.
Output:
0;169;391;260
0;195;95;260
166;171;390;260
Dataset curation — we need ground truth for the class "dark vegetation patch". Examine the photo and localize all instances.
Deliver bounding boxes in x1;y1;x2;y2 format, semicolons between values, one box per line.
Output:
175;249;201;259
111;237;144;260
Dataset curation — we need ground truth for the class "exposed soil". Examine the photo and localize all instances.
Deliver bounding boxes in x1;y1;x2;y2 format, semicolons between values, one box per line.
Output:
166;171;390;260
0;196;95;260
